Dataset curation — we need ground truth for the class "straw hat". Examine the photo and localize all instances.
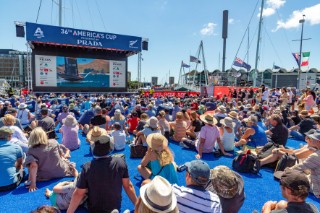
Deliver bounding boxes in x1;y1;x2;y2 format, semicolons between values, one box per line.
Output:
200;114;217;125
91;126;105;137
228;111;238;119
63;115;77;127
114;109;121;115
218;106;226;113
220;117;236;129
140;176;177;213
146;133;168;152
209;166;243;199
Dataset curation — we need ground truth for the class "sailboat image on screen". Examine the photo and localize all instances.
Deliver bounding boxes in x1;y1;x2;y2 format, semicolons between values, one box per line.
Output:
58;57;84;81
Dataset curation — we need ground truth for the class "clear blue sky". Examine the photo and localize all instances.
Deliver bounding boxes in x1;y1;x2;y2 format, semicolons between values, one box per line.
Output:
1;0;319;84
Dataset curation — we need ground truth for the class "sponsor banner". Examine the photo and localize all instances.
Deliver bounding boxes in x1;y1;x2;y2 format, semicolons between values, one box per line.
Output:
26;22;142;51
143;91;199;98
35;55;57;87
109;61;126;88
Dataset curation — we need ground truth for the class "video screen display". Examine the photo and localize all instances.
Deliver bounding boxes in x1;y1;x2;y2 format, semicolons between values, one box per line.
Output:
34;55;126;91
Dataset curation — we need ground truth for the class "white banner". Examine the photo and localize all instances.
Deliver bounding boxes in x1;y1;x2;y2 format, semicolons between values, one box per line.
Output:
109;61;126;88
35;55;57;87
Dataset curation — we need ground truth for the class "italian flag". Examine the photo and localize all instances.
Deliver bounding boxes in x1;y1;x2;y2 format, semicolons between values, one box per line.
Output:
301;52;310;67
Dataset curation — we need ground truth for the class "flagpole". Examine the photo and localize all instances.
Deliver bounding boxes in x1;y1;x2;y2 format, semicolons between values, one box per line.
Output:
298;15;305;90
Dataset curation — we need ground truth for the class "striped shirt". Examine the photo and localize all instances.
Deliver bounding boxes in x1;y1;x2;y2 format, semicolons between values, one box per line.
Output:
292;149;320;197
172;184;222;213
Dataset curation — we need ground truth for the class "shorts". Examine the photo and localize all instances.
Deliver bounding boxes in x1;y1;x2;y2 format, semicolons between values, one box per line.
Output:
49;192;58;208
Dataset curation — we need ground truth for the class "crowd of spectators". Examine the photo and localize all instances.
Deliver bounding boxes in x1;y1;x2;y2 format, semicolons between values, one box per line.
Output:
0;85;319;213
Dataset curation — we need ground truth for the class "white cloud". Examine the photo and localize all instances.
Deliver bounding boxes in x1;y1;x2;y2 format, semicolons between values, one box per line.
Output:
259;0;286;17
228;18;235;24
200;22;217;36
273;3;320;31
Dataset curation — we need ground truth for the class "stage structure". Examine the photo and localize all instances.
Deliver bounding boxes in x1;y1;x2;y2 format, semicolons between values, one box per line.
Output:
25;22;144;93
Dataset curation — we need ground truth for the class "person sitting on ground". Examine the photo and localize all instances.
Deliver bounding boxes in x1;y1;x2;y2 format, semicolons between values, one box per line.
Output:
138;133;178;184
256;129;317;171
110;109;127;132
135;117;161;146
88;106;106;129
3;114;28;153
24;127;76;192
215;105;227;127
216;117;236;152
172;160;222;212
16;103;32;126
67;134;137;213
30;205;61;213
235;115;268;148
0;127;24;192
289;110;316;141
181;108;191;127
45;167;83;211
0;108;23;130
157;110;170;140
134;113;148;135
56;105;74;127
59;115;80;151
170;112;187;143
110;122;126;151
68;103;81;119
262;169;319;213
172;101;181;121
127;111;140;134
228;111;242;139
185;111;202;140
86;126;108;145
135;176;178;213
206;166;245;213
289;131;320;198
182;114;232;159
146;104;156;118
101;107;111;130
265;114;289;146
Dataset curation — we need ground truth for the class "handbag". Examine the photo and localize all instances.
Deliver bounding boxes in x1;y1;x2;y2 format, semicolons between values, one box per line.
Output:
232;150;259;174
130;145;147;158
274;154;299;180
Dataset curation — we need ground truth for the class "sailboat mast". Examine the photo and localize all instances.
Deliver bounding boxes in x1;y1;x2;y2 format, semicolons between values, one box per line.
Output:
59;0;62;26
253;0;264;87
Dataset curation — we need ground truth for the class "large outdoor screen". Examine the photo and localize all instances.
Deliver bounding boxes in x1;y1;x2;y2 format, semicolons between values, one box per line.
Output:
34;54;127;92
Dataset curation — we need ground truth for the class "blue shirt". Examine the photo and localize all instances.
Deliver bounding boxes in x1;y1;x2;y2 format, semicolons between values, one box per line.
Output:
247;125;268;147
146;109;156;118
0;140;23;187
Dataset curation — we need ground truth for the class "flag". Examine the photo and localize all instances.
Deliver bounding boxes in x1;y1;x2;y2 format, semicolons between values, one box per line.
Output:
233;57;251;71
190;56;201;64
301;52;310;66
292;52;310;67
273;64;281;69
292;53;300;66
181;61;190;68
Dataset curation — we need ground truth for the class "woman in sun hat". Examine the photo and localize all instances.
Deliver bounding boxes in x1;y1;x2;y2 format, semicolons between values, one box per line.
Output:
228;111;242;138
206;166;245;213
59;115;80;151
182;113;232;159
135;176;178;213
216;117;236;152
138;133;178;184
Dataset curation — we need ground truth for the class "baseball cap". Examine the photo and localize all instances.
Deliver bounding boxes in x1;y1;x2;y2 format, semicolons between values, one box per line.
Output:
183;160;210;185
280;169;310;191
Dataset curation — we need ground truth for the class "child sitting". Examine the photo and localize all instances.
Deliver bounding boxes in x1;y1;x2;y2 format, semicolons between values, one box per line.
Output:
110;122;126;151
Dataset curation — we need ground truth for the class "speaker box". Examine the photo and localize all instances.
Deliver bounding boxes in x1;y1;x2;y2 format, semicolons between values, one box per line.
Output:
16;25;25;38
142;41;148;51
222;10;228;39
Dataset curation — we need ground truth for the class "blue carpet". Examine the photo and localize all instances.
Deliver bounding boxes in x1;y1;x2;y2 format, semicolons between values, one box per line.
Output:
0;129;319;213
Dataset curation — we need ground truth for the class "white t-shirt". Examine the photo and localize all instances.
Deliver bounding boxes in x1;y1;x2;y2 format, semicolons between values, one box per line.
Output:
110;130;126;150
262;90;269;101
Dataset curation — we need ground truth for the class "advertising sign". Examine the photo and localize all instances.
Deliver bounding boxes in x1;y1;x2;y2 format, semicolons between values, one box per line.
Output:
35;55;126;88
26;22;142;51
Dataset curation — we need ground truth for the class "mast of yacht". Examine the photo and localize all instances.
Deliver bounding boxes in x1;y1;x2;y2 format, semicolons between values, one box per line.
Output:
253;0;264;87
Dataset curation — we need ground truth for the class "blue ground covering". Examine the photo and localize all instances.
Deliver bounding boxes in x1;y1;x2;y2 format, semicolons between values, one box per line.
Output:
0;127;319;213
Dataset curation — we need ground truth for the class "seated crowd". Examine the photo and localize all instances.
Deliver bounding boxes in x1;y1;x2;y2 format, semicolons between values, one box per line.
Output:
0;86;319;213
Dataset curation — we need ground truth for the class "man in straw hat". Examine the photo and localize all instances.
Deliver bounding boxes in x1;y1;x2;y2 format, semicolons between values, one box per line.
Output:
68;134;137;213
235;115;268;148
262;169;318;213
206;165;245;213
182;113;232;159
173;160;222;212
289;110;316;141
228;111;243;138
0;127;24;191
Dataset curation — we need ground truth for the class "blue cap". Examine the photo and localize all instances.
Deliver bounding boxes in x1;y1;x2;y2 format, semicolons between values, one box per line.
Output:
185;160;210;185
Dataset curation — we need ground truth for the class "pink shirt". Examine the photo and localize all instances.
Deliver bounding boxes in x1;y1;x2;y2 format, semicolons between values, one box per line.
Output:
60;125;80;150
304;95;315;108
196;125;220;153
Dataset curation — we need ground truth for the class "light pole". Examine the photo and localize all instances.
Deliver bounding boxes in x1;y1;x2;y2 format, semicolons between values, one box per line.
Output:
298;15;305;90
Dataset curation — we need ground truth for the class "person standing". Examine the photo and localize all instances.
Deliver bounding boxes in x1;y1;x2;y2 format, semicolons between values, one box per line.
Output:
67;135;137;213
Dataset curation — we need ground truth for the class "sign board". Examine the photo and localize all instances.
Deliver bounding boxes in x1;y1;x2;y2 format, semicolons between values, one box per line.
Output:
299;73;316;90
26;22;142;51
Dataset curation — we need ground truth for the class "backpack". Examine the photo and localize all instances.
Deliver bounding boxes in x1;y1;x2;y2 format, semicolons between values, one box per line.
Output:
274;154;299;180
232;150;258;174
257;141;280;169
